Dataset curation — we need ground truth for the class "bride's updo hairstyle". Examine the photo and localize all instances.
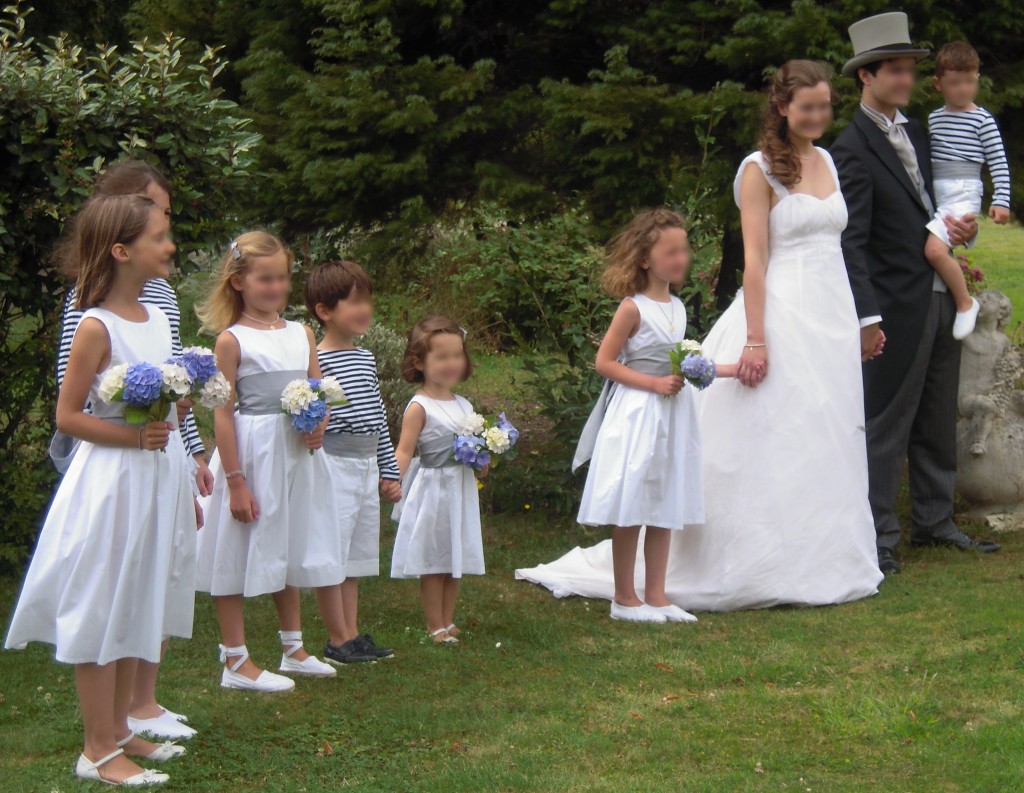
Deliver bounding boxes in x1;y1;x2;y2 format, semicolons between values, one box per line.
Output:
758;60;837;189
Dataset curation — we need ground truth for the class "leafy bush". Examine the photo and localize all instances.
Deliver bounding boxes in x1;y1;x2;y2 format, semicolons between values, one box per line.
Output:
0;4;261;569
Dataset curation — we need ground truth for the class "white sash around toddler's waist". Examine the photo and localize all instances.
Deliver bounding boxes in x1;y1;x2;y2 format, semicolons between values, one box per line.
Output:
236;370;307;415
323;432;378;458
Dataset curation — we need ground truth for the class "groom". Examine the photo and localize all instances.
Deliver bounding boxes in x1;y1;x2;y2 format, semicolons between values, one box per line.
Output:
831;12;1000;575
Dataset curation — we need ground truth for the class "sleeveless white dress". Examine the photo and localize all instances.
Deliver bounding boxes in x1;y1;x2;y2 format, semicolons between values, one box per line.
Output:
576;294;704;529
517;148;883;610
391;394;484;579
196;322;342;597
5;306;197;664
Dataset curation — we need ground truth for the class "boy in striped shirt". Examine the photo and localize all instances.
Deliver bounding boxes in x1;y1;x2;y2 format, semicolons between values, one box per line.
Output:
926;41;1011;340
306;260;402;664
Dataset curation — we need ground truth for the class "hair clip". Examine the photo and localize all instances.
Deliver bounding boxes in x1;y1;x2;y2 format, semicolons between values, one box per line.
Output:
459;326;468;341
229;240;241;261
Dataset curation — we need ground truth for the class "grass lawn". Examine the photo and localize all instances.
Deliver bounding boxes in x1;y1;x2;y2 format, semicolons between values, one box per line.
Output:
2;224;1024;792
966;218;1024;326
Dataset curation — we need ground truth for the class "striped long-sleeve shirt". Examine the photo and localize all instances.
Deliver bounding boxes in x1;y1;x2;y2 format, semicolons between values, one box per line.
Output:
929;106;1011;209
317;347;400;481
58;278;206;457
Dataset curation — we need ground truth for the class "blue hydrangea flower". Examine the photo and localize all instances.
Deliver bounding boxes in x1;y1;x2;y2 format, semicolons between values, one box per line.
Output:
496;412;520;446
680;355;717;390
453;434;490;470
290;398;328;433
121;362;164;406
174;349;218;384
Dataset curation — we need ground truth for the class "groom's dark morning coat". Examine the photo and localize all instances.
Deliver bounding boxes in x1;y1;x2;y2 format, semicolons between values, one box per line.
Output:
831;110;942;419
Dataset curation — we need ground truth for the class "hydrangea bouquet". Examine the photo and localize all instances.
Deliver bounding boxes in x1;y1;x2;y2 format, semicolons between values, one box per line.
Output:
280;377;347;454
668;340;717;391
169;346;232;409
98;353;231;450
452;412;520;471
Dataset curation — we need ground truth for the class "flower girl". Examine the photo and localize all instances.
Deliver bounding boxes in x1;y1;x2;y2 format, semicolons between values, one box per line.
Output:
195;231;341;691
574;208;718;624
392;316;485;644
5;195;197;786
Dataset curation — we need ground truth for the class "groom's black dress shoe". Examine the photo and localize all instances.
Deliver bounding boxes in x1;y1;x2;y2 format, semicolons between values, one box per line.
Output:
911;533;1001;553
877;548;900;575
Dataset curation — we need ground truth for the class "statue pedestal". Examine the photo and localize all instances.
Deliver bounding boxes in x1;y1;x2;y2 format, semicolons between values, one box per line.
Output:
956;290;1024;525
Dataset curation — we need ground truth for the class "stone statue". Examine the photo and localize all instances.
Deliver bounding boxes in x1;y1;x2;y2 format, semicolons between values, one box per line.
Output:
956;289;1024;521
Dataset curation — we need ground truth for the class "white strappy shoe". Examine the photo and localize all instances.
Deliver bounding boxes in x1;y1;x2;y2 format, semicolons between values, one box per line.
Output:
116;732;186;762
278;631;336;677
128;708;197;741
75;748;169;786
219;644;295;692
429;627;459;645
646;603;699;623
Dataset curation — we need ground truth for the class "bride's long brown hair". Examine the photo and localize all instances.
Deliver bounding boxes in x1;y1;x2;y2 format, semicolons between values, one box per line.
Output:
758;60;837;189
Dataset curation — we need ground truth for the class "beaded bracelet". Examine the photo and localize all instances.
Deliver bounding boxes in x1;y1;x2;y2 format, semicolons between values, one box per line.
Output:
225;470;246;480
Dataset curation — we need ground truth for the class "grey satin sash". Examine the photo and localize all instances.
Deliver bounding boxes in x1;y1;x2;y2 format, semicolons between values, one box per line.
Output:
572;353;672;472
417;433;460;469
932;161;983;180
323;432;378;459
237;370;307;415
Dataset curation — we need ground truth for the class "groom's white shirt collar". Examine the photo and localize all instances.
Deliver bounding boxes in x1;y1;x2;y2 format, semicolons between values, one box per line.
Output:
859;102;909;129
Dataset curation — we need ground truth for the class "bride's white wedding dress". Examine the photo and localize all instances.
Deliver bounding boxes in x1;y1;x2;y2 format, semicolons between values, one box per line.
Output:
517;148;883;611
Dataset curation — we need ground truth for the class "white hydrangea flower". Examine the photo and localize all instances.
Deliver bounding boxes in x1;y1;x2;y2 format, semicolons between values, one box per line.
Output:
181;345;216;358
97;363;129;403
280;379;315;414
160;362;193;398
679;339;703;354
483;426;511;454
319;376;346;405
457;412;486;436
198;371;232;409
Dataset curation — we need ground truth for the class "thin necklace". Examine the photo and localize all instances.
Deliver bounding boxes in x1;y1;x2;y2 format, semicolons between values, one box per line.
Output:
650;296;677;332
428;393;466;426
242;311;281;328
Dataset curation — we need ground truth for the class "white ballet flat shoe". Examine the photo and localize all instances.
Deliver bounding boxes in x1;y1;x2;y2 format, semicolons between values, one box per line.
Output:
128;709;197;741
75;748;169;786
647;603;699;623
610;602;668;623
218;644;295;692
157;705;188;724
116;733;186;763
278;631;337;678
953;298;980;340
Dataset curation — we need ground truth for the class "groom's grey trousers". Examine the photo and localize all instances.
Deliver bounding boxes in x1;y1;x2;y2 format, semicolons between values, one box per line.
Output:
867;290;961;551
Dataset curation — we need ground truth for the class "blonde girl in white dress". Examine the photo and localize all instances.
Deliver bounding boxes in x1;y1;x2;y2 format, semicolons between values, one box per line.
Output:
392;316;485;644
5;195;198;786
196;231;342;692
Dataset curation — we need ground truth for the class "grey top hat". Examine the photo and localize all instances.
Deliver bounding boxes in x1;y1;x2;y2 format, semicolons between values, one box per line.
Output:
842;12;930;78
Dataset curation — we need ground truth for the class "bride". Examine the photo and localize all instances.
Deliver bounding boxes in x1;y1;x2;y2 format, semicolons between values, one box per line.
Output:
517;60;883;611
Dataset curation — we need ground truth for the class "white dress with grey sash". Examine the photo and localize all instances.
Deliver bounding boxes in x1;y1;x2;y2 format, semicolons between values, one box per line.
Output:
196;321;342;597
575;293;704;529
390;394;484;579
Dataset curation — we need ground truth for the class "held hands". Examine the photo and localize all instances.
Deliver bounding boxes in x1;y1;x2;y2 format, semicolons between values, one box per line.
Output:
737;346;767;388
989;206;1010;225
139;421;173;451
195;456;215;497
228;479;260;523
943;213;978;247
861;324;886;362
380;479;402;504
652;374;685;397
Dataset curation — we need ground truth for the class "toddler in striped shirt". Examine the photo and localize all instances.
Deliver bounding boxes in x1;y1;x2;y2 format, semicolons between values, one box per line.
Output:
925;41;1011;340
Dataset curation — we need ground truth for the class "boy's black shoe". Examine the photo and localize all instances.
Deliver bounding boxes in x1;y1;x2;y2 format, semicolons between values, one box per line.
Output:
323;639;377;665
355;633;394;659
